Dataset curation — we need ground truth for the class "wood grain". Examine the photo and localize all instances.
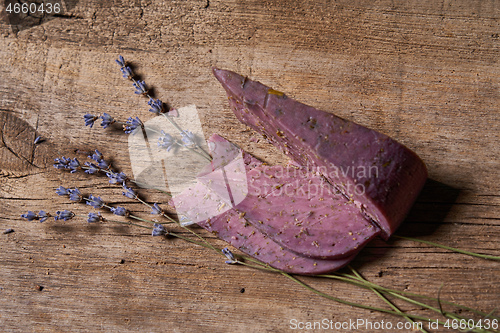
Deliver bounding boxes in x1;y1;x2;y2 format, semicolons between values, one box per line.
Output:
0;1;498;332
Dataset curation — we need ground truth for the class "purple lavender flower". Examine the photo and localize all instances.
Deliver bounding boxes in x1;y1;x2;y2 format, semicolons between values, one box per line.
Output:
100;113;115;129
84;114;98;128
152;223;168;236
34;136;42;144
115;55;126;67
84;162;100;174
158;131;175;151
122;183;136;199
123;117;142;134
180;131;196;147
38;211;50;222
68;188;82;202
53;157;79;173
88;150;109;169
90;149;103;161
97;159;109;169
87;212;102;223
107;171;127;184
133;80;147;95
111;206;128;216
21;211;38;221
54;210;74;221
56;186;69;196
150;203;162;215
116;56;134;78
87;195;104;209
148;98;164;114
68;158;80;173
53;156;71;170
222;247;237;264
120;66;133;79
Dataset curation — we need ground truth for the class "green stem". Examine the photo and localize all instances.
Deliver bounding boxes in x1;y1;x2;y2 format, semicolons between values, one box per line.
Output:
349;267;430;333
282;273;448;324
393;235;500;261
323;272;499;321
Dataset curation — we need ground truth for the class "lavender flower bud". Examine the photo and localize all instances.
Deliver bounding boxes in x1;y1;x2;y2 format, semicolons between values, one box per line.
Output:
115;55;126;68
53;156;71;169
97;159;109;169
90;149;103;161
120;66;133;79
111;206;128;216
133;80;147;95
87;212;102;223
123;117;142;134
148;98;164;114
100;113;115;129
68;188;82;202
54;210;74;221
68;158;80;173
84;114;98;128
158;131;175;152
122;183;136;199
21;211;38;221
55;186;69;196
180;131;196;147
152;223;168;236
84;162;100;174
150;203;162;215
87;195;104;209
222;247;237;264
38;211;50;222
107;171;127;184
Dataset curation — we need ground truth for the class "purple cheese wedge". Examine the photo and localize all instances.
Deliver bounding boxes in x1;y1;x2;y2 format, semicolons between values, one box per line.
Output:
173;134;377;271
213;69;428;239
171;134;360;274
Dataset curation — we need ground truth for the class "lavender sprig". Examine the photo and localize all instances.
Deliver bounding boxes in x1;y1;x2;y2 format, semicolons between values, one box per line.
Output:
114;55;212;161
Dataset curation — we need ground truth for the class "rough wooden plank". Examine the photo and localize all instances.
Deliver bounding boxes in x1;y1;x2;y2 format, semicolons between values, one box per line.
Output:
0;0;498;332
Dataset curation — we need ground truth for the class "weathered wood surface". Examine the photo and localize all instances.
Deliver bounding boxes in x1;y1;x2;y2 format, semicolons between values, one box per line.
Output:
0;1;498;332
